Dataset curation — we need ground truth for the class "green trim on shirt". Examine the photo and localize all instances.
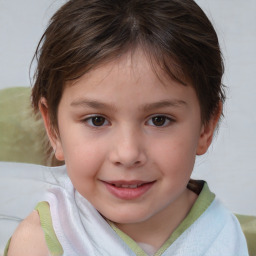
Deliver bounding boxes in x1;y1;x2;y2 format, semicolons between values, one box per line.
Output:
35;201;64;256
108;221;148;256
108;182;215;256
3;202;64;256
4;182;214;256
3;237;11;256
155;182;215;255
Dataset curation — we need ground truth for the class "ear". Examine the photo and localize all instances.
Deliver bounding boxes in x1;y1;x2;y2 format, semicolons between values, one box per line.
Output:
196;102;222;155
39;98;65;161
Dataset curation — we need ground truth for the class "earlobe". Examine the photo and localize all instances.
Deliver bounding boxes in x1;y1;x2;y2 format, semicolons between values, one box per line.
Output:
196;102;222;155
39;98;65;161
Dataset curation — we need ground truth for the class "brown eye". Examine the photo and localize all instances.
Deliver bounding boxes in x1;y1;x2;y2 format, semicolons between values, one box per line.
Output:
84;115;110;127
152;116;167;126
91;116;106;126
147;115;173;127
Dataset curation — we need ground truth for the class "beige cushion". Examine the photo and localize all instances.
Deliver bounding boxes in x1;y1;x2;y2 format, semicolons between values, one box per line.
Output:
0;86;62;166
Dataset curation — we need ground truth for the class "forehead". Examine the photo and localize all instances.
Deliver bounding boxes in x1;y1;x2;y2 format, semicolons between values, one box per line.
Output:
67;48;187;90
61;50;200;114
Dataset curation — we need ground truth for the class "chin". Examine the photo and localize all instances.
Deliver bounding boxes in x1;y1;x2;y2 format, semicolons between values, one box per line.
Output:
104;209;153;225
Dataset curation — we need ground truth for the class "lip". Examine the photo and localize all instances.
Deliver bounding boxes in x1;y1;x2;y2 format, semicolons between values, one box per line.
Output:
103;180;155;200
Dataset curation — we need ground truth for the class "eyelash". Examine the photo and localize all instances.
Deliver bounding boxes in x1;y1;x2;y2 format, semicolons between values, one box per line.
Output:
82;114;175;128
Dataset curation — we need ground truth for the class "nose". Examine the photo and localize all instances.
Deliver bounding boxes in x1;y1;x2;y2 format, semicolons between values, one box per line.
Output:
109;127;147;168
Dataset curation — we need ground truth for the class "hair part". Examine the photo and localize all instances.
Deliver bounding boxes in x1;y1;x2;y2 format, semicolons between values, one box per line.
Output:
32;0;225;131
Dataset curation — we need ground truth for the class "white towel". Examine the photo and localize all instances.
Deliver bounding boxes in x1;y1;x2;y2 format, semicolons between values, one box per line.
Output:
45;166;249;256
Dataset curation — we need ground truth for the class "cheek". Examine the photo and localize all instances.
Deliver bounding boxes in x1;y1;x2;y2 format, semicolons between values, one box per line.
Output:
63;142;104;195
152;135;198;163
60;132;107;176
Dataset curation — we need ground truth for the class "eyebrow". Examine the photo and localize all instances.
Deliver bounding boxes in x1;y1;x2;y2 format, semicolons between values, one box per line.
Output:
70;98;187;111
71;98;117;111
142;99;187;112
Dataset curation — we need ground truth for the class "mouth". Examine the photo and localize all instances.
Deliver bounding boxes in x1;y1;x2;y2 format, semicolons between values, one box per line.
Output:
103;180;155;200
110;183;145;189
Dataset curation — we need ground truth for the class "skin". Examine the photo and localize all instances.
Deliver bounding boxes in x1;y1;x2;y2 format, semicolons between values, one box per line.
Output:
8;50;221;255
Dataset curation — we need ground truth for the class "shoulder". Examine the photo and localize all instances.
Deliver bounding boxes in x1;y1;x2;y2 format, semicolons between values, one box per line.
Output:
7;210;49;256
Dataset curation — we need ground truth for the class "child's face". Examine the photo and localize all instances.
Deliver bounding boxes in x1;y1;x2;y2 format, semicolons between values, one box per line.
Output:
42;50;216;225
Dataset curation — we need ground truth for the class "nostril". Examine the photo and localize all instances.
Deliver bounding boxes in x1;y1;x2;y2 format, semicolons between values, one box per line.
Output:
114;160;141;167
115;161;122;166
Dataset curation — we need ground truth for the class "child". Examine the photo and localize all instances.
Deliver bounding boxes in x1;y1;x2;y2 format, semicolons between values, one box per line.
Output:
6;0;249;255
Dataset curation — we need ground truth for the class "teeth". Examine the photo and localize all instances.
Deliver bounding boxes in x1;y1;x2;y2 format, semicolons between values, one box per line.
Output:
129;184;138;188
113;184;142;188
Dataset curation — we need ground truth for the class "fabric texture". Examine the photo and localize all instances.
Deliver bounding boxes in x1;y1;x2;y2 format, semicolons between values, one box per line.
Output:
0;87;63;166
0;162;53;255
35;202;64;256
24;166;249;256
0;87;46;165
236;214;256;256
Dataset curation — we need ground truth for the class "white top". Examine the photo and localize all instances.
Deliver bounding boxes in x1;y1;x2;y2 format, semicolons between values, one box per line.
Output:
42;166;248;256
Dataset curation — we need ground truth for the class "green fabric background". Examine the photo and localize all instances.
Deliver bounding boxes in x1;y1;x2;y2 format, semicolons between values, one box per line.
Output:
0;87;47;165
236;214;256;256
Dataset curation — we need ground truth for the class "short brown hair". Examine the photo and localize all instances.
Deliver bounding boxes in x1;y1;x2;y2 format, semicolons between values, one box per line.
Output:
32;0;225;130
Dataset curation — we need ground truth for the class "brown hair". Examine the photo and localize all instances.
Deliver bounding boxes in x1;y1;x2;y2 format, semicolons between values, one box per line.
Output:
32;0;225;130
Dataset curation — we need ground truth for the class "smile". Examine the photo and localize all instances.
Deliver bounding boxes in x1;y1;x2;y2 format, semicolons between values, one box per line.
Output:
103;180;155;200
111;183;144;188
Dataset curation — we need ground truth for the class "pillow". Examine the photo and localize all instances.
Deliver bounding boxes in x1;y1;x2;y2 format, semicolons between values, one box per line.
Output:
236;214;256;256
0;87;63;166
0;87;47;165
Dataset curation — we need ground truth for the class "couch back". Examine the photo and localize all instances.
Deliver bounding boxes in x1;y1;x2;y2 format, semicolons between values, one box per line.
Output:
0;87;62;166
